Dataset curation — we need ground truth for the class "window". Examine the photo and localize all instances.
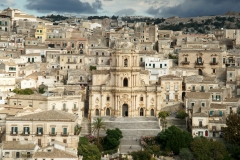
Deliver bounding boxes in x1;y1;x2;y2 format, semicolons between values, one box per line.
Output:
166;95;169;101
28;41;30;44
63;103;66;110
80;76;82;81
16;152;20;158
216;95;221;100
201;103;205;107
164;64;167;67
149;63;151;66
197;57;202;63
80;59;82;63
63;128;67;135
199;121;202;127
192;86;195;91
213;57;216;63
102;52;104;56
74;104;77;109
51;127;55;134
63;139;67;143
153;64;155;68
201;86;204;92
37;127;43;135
123;78;128;87
175;84;178;90
140;58;143;62
198;131;203;136
107;96;110;101
11;126;18;134
166;84;170;90
213;69;216;73
24;127;30;134
210;86;213;89
223;58;225;63
40;30;42;33
124;59;128;67
191;103;194;107
96;52;98;55
160;64;162;68
140;97;143;101
184;57;188;62
230;73;232;77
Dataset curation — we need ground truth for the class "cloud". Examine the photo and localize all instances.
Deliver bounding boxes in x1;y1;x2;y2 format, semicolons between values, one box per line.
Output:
147;0;240;18
25;0;102;14
115;8;136;16
0;0;15;8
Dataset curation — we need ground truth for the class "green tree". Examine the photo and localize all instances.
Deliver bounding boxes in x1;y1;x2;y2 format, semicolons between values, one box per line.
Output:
155;125;193;154
176;110;188;119
158;111;169;130
222;113;240;145
92;117;106;143
103;128;123;150
191;137;227;160
13;88;34;95
131;150;152;160
179;148;193;160
78;137;101;160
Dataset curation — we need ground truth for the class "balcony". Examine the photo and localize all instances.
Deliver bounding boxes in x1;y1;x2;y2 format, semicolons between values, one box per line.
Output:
20;132;30;136
72;107;79;111
209;113;223;117
10;131;18;136
195;61;204;68
181;61;190;65
210;62;218;65
61;132;69;136
200;90;205;92
66;62;77;64
49;132;57;136
192;125;208;129
35;132;43;136
62;108;68;112
209;119;226;124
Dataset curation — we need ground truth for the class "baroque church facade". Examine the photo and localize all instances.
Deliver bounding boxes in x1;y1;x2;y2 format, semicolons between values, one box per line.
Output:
89;35;164;117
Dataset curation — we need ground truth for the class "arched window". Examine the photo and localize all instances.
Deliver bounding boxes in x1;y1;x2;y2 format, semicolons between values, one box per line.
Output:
124;58;128;67
52;105;55;110
95;109;99;116
123;78;128;87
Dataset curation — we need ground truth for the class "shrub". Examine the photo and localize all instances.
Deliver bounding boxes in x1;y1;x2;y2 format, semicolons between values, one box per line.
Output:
94;141;103;151
179;148;193;160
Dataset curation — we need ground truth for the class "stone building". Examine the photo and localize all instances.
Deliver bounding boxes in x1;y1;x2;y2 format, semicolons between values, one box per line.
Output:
89;39;182;118
178;49;226;76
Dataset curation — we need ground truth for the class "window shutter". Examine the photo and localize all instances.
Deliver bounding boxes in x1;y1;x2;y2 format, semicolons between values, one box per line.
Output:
16;127;18;133
210;111;213;115
219;111;223;117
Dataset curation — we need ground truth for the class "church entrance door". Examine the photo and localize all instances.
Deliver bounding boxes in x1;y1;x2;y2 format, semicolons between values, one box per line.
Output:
122;104;128;117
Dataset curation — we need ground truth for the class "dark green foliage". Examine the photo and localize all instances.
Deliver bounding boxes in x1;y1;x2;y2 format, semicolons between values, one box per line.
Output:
38;87;45;94
155;125;193;154
38;14;68;22
78;137;101;160
90;66;97;71
88;16;109;20
131;150;152;160
191;137;227;160
94;141;103;151
223;113;240;146
102;128;123;150
168;54;178;59
111;15;119;20
179;148;193;160
176;110;188;119
13;88;34;95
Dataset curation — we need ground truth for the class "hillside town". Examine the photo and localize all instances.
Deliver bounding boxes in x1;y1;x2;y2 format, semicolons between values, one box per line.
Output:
0;7;239;160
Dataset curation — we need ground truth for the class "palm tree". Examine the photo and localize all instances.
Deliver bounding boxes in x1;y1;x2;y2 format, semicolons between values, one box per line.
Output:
92;117;106;143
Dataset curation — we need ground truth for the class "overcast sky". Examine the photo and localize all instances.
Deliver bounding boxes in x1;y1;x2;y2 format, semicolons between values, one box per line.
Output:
0;0;240;18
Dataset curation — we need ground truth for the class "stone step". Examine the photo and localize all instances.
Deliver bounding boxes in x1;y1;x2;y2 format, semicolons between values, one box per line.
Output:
93;116;158;122
103;122;160;130
119;145;142;154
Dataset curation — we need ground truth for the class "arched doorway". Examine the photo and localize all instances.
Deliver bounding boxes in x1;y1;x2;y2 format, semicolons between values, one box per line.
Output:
95;109;99;116
106;108;110;116
198;69;202;75
123;78;128;87
205;130;208;137
122;104;128;117
140;108;144;116
151;109;154;116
